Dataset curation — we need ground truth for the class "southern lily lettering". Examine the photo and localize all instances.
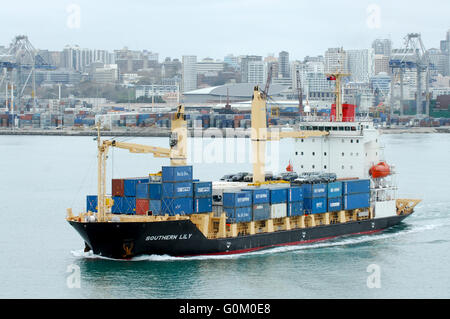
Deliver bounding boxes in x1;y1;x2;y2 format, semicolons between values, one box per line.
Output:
145;233;193;241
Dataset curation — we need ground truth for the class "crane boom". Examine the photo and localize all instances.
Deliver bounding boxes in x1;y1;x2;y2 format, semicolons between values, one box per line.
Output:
96;105;187;221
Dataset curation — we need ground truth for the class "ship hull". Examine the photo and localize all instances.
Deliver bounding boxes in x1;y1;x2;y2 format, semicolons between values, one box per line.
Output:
69;214;411;259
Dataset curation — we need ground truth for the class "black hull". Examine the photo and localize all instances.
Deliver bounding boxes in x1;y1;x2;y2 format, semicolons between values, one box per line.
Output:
69;214;411;259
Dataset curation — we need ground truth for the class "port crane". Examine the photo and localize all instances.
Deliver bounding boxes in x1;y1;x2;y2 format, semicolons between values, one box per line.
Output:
389;33;431;117
0;35;56;112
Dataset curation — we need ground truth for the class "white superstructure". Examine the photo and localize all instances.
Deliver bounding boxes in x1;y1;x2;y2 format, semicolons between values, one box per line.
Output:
292;115;398;219
292;116;381;179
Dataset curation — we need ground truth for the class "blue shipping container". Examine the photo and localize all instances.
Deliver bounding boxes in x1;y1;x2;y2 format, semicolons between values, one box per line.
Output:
149;200;161;215
123;178;148;197
112;197;123;214
287;187;303;202
343;193;370;210
342;179;370;195
242;187;270;204
327;181;343;198
224;206;252;223
287;201;304;217
122;197;136;215
194;197;212;213
193;182;212;198
162;181;193;198
86;195;98;212
223;191;252;207
136;183;149;199
269;187;288;204
162;197;193;216
328;197;342;212
302;183;327;198
304;197;327;214
162;166;193;182
149;183;162;200
252;203;271;221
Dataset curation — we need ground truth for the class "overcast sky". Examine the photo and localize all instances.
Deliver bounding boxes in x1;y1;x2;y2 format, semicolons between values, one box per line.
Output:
1;0;449;61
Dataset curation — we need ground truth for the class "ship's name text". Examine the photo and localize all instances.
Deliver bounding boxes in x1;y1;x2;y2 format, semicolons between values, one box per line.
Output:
145;234;193;241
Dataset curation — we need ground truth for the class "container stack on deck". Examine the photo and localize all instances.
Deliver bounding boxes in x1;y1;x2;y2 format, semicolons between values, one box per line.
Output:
342;179;370;210
223;191;253;223
302;183;327;215
85;166;372;222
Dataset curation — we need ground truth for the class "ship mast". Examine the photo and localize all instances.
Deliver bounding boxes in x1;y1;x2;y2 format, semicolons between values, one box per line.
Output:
326;50;350;122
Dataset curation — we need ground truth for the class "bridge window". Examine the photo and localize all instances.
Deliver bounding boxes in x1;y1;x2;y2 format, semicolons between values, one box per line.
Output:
342;152;345;157
324;165;327;169
324;152;327;156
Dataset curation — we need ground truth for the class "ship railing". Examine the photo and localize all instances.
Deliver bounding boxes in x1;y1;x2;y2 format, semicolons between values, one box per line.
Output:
298;115;372;123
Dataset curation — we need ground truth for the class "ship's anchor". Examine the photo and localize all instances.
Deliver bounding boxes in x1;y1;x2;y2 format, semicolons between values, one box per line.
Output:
122;242;134;258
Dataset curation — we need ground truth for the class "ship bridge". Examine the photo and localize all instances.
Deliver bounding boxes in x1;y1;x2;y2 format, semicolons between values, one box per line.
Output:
291;117;381;180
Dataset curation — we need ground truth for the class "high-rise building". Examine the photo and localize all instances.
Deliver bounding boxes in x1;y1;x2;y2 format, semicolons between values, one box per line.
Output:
325;48;347;74
439;30;450;76
182;55;197;92
278;51;290;78
196;58;224;75
372;39;392;56
346;49;375;82
224;54;239;70
428;48;447;76
374;54;390;75
240;55;262;83
247;61;265;86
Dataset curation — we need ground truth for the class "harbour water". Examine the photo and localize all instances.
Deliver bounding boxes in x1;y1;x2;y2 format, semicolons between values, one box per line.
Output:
0;133;449;299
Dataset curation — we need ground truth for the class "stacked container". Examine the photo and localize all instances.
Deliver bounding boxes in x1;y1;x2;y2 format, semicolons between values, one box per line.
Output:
342;179;371;210
223;191;253;223
161;166;194;216
267;186;288;219
302;183;327;214
286;186;304;217
193;181;213;214
327;181;343;212
110;177;149;215
135;183;150;215
242;186;270;221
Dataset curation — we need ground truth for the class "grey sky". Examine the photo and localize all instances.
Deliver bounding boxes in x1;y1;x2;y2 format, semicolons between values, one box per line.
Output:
1;0;449;60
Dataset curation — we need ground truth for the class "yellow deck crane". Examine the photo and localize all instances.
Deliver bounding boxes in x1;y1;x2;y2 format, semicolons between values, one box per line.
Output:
250;86;329;184
95;105;187;221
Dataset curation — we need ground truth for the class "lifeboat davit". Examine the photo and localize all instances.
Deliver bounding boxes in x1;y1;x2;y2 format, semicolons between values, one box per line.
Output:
369;162;391;178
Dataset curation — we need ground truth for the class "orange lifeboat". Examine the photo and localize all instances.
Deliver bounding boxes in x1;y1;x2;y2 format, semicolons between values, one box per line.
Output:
286;161;293;172
369;162;391;178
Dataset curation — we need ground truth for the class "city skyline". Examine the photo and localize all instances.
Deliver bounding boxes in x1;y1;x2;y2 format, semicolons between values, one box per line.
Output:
0;0;449;61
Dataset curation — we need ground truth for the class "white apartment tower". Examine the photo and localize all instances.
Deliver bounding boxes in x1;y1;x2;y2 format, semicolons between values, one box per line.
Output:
346;49;375;83
182;55;197;93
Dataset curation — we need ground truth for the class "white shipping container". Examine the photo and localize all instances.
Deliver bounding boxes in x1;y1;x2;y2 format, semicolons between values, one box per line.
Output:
270;203;287;219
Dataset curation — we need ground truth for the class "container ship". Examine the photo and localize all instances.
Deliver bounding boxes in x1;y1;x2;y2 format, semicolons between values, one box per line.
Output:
67;71;420;259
